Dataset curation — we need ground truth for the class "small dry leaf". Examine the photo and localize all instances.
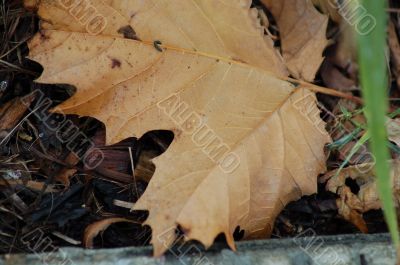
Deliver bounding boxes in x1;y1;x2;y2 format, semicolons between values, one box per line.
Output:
55;152;79;188
261;0;329;81
0;93;35;134
322;161;400;232
334;184;369;233
83;217;136;248
387;118;400;146
26;0;331;255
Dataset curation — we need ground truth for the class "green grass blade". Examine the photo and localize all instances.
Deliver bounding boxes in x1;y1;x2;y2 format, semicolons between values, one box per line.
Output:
336;131;370;176
358;0;399;247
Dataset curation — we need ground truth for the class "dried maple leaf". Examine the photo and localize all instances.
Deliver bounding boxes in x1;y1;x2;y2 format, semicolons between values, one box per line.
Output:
26;0;331;256
261;0;329;81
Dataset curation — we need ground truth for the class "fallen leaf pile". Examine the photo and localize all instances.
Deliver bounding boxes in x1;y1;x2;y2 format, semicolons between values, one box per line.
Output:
322;161;400;233
25;0;331;255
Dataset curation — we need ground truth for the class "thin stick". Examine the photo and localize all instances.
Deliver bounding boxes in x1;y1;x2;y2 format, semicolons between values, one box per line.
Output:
113;199;135;209
128;147;139;199
288;77;363;104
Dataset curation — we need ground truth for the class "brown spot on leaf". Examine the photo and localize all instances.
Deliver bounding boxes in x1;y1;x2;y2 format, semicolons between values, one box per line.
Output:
117;25;140;40
111;58;121;69
232;57;247;64
39;30;50;41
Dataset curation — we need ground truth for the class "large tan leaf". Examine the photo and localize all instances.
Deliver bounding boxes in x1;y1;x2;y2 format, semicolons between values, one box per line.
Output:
261;0;329;81
26;0;331;256
27;0;287;76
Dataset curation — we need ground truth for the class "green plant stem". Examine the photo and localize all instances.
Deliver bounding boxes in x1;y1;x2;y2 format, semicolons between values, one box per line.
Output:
358;0;399;248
